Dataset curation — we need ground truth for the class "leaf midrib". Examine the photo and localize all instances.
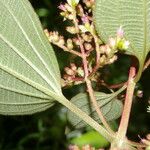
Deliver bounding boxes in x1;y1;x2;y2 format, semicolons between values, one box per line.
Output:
0;84;50;99
0;63;63;101
20;0;60;85
0;33;56;92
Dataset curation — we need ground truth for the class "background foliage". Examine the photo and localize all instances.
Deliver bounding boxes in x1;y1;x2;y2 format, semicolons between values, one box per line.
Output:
0;0;149;149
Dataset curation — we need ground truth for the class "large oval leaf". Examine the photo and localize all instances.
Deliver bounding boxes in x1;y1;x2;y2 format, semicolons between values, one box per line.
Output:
94;0;150;80
0;0;63;115
67;92;123;128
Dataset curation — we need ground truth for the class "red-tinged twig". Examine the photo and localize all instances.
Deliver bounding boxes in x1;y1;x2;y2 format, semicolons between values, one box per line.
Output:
116;66;136;143
101;81;127;89
72;9;115;135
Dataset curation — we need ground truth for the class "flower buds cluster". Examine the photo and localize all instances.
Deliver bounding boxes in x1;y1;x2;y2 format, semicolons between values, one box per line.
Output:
98;27;130;66
99;44;118;66
58;0;79;20
44;29;65;46
61;63;84;87
58;3;74;20
44;29;76;51
108;26;130;51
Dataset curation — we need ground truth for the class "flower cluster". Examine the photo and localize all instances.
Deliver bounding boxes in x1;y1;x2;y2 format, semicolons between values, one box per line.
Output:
44;30;65;46
98;26;130;67
45;0;129;87
61;63;84;87
61;62;100;87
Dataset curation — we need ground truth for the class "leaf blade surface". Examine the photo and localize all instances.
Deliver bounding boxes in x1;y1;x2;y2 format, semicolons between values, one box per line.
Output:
94;0;150;80
0;0;63;115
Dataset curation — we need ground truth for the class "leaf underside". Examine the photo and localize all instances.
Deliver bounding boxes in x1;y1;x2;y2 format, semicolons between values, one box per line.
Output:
67;92;123;128
0;0;63;115
94;0;150;80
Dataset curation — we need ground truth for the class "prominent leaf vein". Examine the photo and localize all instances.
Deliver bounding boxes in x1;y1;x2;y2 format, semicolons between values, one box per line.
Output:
0;84;50;99
20;0;60;86
0;1;58;93
0;63;58;99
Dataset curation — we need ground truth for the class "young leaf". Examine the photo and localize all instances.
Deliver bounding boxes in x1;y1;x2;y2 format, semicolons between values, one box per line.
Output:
0;0;63;115
94;0;150;81
67;92;123;128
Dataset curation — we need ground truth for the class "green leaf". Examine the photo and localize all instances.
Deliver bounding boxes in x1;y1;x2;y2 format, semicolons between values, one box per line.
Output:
67;92;123;128
70;130;109;148
94;0;150;81
0;0;63;115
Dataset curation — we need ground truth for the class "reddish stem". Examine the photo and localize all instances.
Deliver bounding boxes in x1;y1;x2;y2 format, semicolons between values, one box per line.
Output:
101;81;127;89
72;77;84;82
116;66;136;141
77;35;89;78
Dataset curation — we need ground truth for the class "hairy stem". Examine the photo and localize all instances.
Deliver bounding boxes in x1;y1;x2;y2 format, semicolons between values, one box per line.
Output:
116;66;136;143
88;31;101;78
101;81;127;89
86;78;115;135
72;9;114;134
58;95;114;141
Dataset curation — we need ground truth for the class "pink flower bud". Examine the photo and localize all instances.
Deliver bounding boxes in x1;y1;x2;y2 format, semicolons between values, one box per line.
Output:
117;26;124;38
58;4;67;11
65;67;75;75
81;15;89;24
70;63;77;71
84;42;93;51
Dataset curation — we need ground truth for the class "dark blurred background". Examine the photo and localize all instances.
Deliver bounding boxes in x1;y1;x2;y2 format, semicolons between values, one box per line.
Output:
0;0;149;150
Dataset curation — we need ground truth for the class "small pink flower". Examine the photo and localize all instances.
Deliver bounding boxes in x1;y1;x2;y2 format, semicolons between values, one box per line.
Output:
117;26;124;38
58;4;67;11
81;15;89;24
